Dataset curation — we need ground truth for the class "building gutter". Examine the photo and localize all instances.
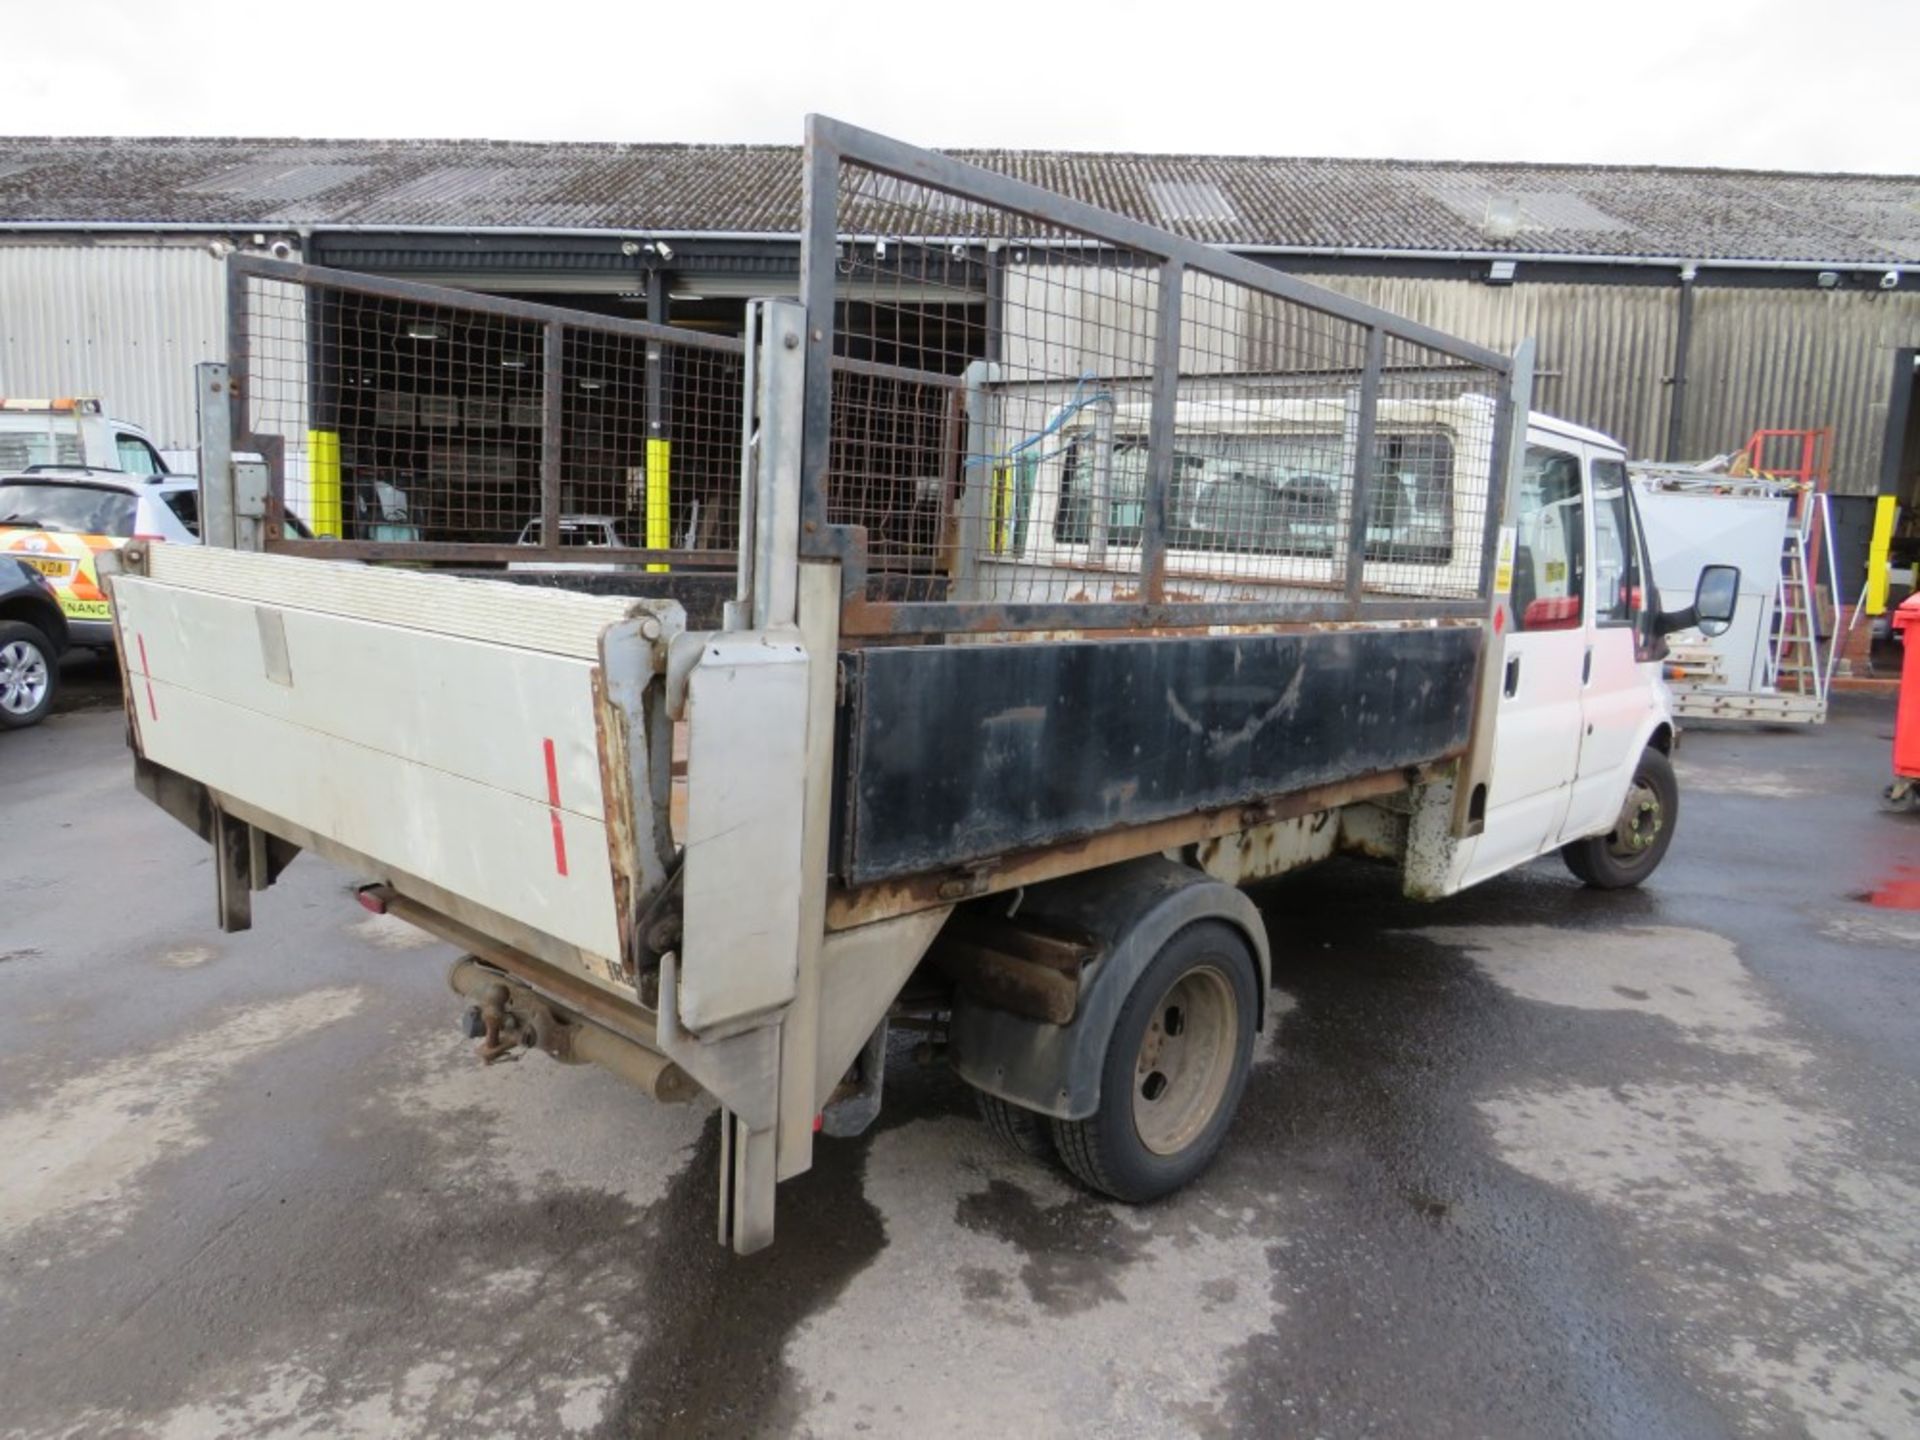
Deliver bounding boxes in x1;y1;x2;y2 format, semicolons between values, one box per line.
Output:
0;220;1913;275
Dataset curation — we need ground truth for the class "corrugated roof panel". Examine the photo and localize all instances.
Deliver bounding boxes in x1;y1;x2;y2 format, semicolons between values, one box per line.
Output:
1418;176;1629;234
853;173;989;217
373;165;546;208
179;160;370;202
0;136;1913;264
1146;178;1238;225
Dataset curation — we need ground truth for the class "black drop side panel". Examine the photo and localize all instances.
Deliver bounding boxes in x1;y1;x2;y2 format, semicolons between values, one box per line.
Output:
837;627;1482;885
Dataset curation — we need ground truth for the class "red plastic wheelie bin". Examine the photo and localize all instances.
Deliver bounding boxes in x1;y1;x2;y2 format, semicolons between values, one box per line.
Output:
1889;593;1920;810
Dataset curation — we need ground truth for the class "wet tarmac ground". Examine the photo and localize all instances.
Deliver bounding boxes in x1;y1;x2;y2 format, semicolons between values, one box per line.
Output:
3;662;1918;1439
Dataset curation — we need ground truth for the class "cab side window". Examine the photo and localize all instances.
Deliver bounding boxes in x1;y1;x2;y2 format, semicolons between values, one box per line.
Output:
1589;458;1641;628
115;433;164;476
1512;445;1584;632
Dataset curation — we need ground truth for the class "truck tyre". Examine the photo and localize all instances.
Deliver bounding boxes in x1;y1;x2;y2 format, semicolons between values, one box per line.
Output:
1050;921;1258;1203
1562;746;1679;889
0;622;58;730
975;1090;1054;1160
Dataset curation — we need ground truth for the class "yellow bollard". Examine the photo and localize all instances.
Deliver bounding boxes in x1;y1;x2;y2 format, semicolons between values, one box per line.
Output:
646;437;671;573
1865;494;1899;616
307;430;343;538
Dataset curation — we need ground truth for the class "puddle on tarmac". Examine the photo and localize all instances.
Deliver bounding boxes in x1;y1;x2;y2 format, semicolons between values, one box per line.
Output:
1849;864;1920;911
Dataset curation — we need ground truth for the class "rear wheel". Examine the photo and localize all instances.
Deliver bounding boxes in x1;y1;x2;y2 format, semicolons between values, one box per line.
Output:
1562;746;1679;889
1051;921;1259;1203
0;623;57;730
975;1090;1054;1160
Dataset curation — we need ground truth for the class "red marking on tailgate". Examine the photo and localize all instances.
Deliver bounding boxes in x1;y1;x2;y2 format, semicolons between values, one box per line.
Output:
135;634;158;720
543;738;569;877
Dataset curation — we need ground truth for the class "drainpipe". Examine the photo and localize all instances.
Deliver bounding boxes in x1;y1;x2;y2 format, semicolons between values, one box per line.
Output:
1663;264;1697;462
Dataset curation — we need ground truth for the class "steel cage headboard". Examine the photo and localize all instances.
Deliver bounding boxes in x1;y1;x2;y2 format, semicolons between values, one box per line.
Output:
796;115;1518;637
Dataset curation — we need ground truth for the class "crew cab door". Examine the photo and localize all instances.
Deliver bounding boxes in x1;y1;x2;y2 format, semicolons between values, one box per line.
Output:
1560;451;1655;841
1465;438;1590;882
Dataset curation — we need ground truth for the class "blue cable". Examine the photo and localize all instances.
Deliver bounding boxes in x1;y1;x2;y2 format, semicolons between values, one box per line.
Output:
961;374;1114;470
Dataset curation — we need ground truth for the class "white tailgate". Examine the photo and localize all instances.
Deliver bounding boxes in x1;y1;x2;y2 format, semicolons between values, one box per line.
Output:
111;547;641;966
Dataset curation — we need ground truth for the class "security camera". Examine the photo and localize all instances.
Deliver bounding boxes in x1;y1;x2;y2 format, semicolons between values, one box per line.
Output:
653;240;674;262
1880;270;1901;291
269;240;294;261
621;240;640;257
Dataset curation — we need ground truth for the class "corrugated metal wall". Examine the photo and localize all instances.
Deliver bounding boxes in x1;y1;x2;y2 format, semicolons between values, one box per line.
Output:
1685;289;1919;492
0;239;235;451
1308;275;1920;494
1312;276;1677;462
2;237;1913;495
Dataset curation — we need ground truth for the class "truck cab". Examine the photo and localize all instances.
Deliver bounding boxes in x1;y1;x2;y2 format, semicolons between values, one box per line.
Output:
1469;413;1681;889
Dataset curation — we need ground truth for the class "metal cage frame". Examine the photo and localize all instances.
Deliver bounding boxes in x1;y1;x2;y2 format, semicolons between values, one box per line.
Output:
797;116;1520;637
227;254;745;569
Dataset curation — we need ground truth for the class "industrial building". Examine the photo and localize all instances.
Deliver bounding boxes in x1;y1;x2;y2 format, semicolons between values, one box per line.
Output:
1;135;1915;592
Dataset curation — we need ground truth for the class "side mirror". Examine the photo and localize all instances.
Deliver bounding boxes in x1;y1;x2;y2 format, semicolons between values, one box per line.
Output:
1693;564;1740;637
1654;563;1740;638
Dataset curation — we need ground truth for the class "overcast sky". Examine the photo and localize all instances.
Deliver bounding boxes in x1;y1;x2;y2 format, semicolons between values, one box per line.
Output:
3;0;1914;173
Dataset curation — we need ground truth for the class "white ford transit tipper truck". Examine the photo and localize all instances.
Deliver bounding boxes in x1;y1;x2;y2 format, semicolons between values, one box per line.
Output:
101;119;1738;1252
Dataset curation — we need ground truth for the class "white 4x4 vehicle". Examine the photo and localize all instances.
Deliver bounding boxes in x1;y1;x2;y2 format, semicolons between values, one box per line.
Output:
0;472;200;646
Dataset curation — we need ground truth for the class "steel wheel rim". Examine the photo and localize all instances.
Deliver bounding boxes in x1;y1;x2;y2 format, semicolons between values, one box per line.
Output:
1131;964;1237;1157
0;640;48;715
1608;777;1663;860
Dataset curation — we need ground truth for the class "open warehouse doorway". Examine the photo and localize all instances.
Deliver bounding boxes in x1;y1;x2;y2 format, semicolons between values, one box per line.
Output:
297;234;988;557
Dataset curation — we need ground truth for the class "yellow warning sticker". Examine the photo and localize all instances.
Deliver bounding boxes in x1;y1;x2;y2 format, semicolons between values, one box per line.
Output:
1493;525;1516;595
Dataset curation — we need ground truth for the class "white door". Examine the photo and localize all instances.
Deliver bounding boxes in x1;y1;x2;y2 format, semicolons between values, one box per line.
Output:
1561;451;1654;841
1464;439;1590;883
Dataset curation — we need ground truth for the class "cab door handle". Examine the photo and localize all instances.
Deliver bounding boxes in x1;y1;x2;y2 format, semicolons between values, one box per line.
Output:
1504;656;1521;697
1582;647;1593;684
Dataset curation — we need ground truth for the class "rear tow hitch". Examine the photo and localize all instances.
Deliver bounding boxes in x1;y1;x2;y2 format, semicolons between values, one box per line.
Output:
445;957;700;1104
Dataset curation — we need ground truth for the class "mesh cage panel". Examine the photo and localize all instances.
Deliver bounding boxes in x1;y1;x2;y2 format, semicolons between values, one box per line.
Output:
808;135;1514;634
1163;270;1369;602
1366;334;1504;601
236;260;742;567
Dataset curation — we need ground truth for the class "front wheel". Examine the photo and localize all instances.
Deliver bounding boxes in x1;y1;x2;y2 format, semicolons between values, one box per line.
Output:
1562;746;1679;889
1050;921;1259;1203
0;623;58;730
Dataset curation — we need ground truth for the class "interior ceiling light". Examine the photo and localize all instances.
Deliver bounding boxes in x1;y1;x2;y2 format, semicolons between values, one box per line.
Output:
405;323;443;341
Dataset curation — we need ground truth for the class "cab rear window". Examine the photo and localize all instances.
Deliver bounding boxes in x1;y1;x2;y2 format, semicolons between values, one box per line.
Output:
0;481;138;538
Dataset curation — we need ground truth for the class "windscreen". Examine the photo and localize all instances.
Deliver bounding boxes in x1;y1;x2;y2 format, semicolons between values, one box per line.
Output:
0;481;138;538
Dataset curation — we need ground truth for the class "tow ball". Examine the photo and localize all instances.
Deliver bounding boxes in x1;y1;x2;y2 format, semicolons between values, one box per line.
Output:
445;957;700;1103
